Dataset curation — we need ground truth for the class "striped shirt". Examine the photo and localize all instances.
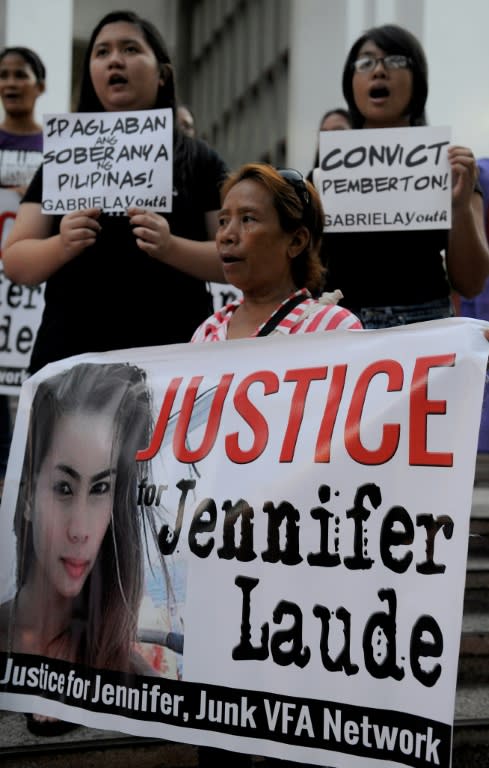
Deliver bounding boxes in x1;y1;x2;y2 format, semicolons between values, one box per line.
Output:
191;288;362;342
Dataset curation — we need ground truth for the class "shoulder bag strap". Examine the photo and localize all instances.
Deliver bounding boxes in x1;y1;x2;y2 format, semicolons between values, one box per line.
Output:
256;293;306;337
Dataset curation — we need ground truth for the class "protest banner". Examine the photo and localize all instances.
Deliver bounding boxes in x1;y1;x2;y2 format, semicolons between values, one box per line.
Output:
0;188;45;395
41;108;173;214
318;126;451;232
208;280;242;311
0;318;487;768
0;149;44;190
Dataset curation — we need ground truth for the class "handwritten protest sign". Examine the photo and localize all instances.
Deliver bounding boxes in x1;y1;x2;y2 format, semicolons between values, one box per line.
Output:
42;109;173;214
318;126;451;232
0;189;45;395
0;319;487;767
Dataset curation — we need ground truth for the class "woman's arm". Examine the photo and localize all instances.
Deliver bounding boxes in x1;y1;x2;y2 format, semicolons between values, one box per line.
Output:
127;207;226;282
446;146;489;298
2;204;102;286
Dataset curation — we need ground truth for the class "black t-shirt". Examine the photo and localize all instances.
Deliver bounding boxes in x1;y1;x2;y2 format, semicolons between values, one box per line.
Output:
23;137;228;373
322;228;450;309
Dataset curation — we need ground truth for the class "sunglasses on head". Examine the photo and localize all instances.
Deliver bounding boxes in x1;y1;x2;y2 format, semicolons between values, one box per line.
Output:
277;168;310;209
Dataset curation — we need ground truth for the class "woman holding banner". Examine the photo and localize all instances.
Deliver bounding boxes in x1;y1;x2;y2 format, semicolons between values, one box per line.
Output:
192;161;361;768
191;162;361;344
1;11;228;374
0;361;179;734
319;24;489;329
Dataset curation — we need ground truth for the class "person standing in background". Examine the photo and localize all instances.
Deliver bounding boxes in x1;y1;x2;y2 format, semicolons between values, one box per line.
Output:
306;106;353;290
177;104;196;138
319;24;489;328
0;46;46;494
306;106;352;182
459;157;489;452
0;46;45;193
192;162;361;343
2;11;228;376
193;161;361;768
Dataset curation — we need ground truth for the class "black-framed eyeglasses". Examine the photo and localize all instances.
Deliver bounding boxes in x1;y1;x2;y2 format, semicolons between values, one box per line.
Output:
278;168;310;208
352;54;412;73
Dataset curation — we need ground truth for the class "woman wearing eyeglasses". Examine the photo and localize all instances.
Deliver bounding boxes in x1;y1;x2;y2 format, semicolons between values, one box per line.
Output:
191;162;362;345
320;24;489;329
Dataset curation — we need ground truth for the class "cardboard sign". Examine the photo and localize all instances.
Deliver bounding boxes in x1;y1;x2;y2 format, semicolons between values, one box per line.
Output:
42;109;173;213
0;189;45;394
318;126;452;232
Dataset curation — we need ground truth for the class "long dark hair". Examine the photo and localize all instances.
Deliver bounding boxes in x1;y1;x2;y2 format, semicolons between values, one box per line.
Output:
342;24;429;128
0;46;46;84
14;362;155;671
77;10;196;190
77;10;174;113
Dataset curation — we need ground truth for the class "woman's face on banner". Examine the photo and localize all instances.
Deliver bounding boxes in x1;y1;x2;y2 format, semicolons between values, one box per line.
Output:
89;21;164;112
30;410;117;599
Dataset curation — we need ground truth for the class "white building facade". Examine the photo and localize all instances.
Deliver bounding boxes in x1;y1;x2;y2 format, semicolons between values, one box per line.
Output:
0;0;488;173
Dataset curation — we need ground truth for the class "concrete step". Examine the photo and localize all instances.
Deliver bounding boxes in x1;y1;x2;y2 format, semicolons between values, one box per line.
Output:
470;487;489;540
468;534;489;555
464;553;489;603
459;590;489;684
0;710;198;766
474;453;489;486
465;483;489;604
459;634;489;684
453;681;489;737
2;694;489;768
471;485;489;515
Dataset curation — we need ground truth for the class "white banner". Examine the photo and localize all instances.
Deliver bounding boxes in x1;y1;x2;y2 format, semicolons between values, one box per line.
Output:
0;318;487;767
42;109;173;214
0;188;45;394
318;126;452;233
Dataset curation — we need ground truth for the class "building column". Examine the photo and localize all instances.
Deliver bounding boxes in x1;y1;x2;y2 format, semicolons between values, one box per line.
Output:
1;0;74;115
287;0;349;174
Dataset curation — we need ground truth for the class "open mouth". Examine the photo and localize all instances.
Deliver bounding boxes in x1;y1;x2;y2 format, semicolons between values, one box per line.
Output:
221;254;241;264
108;74;127;85
369;86;390;99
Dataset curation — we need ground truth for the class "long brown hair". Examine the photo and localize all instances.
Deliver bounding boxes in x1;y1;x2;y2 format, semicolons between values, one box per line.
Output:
14;362;156;671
